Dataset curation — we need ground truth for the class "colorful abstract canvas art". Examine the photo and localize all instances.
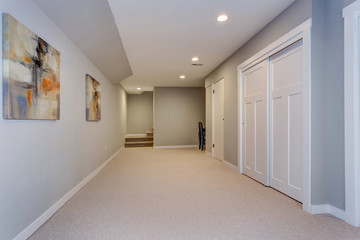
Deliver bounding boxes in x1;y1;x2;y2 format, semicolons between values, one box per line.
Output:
86;74;101;121
2;13;60;120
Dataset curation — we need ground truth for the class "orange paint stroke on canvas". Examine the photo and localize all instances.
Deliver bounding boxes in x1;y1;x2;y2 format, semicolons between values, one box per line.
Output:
23;56;31;63
26;90;32;107
42;77;53;91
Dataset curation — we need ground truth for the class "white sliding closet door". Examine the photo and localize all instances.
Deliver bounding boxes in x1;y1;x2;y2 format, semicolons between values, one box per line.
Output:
213;79;224;161
270;41;303;202
242;60;268;185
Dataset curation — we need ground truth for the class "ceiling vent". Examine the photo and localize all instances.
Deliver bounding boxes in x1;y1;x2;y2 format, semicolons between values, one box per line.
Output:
192;63;204;66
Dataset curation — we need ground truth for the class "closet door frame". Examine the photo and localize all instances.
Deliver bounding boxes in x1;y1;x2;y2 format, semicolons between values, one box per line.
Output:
237;19;311;213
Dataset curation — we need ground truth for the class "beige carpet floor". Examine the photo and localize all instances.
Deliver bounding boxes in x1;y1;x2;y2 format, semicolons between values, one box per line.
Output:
29;148;360;240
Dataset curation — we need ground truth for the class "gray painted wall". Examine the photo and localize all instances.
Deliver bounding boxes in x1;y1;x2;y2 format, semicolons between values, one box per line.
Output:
344;0;357;7
154;87;205;147
0;0;127;239
311;0;354;212
311;0;328;206
205;0;312;167
127;92;153;134
310;0;358;211
325;0;346;210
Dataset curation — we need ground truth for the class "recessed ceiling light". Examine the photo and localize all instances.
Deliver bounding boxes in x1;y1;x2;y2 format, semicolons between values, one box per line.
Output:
192;57;199;62
217;14;228;22
137;87;141;90
179;75;186;79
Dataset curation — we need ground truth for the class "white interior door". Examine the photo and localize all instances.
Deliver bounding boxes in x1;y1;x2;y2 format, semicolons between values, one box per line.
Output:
242;60;268;185
205;86;213;152
213;79;224;161
270;41;303;202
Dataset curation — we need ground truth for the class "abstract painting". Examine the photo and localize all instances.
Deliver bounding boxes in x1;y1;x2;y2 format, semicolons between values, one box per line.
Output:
2;13;60;120
86;74;101;121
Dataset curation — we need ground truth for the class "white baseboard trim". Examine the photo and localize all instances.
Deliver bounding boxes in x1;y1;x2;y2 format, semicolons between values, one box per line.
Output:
329;205;346;220
13;147;123;240
223;160;239;172
154;145;198;149
310;204;328;214
310;204;346;221
126;134;146;137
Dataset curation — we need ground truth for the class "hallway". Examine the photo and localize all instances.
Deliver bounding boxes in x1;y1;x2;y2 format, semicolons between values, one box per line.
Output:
30;148;360;240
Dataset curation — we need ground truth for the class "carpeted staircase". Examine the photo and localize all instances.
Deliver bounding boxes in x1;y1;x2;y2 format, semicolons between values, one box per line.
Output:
125;130;153;148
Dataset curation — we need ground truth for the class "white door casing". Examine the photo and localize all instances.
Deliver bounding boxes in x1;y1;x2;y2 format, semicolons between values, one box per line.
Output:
213;78;225;161
269;41;303;202
242;60;269;185
343;0;360;227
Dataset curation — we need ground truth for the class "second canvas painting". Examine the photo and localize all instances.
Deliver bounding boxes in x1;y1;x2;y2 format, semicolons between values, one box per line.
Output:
86;74;101;121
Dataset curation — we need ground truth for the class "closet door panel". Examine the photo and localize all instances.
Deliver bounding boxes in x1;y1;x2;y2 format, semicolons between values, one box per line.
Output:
242;60;268;185
270;41;303;202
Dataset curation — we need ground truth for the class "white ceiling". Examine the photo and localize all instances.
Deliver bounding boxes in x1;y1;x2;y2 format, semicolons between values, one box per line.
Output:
108;0;295;93
34;0;295;94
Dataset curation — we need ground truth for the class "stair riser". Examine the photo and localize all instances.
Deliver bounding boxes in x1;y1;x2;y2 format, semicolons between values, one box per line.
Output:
125;143;153;147
125;138;153;142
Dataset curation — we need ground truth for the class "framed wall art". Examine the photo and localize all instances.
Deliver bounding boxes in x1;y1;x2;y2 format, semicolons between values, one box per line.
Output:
2;13;60;120
86;74;101;121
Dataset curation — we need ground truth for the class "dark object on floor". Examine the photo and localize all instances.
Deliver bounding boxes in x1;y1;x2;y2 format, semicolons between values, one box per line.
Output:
198;122;206;151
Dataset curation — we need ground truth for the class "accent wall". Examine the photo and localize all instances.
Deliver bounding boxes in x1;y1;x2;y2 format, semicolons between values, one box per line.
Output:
154;87;205;147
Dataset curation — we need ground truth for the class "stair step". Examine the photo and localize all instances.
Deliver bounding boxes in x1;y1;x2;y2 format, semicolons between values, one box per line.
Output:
125;141;153;147
146;131;153;137
125;136;153;142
